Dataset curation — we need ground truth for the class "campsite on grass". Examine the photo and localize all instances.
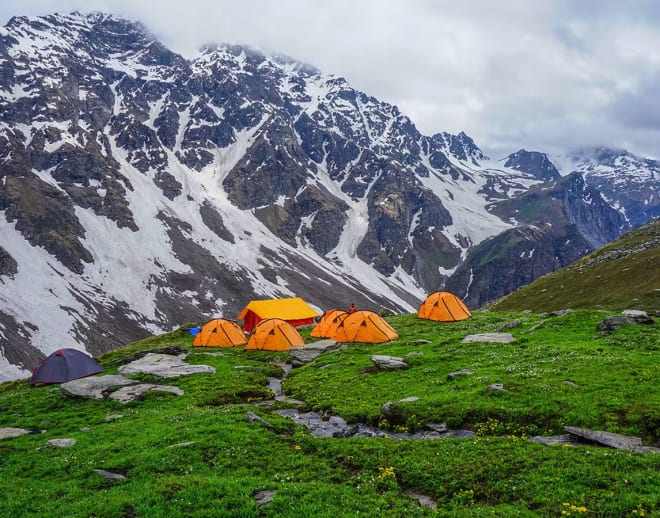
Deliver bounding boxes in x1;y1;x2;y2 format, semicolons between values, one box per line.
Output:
1;293;658;517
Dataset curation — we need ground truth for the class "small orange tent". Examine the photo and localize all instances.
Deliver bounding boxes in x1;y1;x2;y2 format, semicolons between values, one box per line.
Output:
331;310;399;344
245;318;306;351
417;291;471;322
311;309;348;338
237;297;320;333
193;319;247;347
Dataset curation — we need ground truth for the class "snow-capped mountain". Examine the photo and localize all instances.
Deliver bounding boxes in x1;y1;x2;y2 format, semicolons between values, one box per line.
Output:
0;12;653;380
560;147;659;227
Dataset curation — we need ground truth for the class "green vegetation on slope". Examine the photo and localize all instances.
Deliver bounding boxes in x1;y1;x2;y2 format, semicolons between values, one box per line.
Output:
0;311;658;517
490;219;660;312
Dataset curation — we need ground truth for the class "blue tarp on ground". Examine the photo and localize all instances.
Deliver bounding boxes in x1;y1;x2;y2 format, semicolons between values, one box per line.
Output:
188;326;202;336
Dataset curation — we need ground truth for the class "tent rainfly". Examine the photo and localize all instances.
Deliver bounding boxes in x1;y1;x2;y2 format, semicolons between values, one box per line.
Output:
245;318;306;351
30;348;103;385
192;319;248;347
331;310;399;344
237;297;320;333
311;309;348;338
417;291;471;322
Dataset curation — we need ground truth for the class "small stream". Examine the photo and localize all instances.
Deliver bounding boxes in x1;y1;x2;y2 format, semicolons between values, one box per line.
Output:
264;362;475;440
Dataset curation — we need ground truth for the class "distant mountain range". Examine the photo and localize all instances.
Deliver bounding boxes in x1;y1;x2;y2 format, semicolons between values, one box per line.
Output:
490;218;660;312
0;12;657;380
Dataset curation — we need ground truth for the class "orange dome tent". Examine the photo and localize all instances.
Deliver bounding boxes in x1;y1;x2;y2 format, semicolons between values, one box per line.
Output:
311;309;348;338
245;318;306;351
331;310;399;344
193;319;247;347
417;291;471;322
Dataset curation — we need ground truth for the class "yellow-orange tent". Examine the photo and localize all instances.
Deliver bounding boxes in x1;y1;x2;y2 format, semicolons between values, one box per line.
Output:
193;319;247;347
237;297;320;332
245;318;306;351
311;309;348;338
331;310;399;343
417;291;471;322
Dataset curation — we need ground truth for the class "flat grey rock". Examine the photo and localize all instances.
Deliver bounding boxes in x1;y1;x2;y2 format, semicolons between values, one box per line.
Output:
529;434;574;446
0;427;30;440
254;490;276;506
425;422;448;433
246;411;275;429
564;426;642;450
498;320;521;330
289;340;343;367
105;414;124;422
622;310;648;318
47;438;76;448
486;383;506;392
448;369;473;380
370;355;408;370
118;353;215;378
549;309;574;317
462;333;515;343
93;469;126;482
108;384;184;403
405;490;437;510
61;375;138;399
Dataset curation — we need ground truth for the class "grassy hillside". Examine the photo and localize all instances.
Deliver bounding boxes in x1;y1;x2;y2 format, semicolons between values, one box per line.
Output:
0;311;658;517
490;219;660;312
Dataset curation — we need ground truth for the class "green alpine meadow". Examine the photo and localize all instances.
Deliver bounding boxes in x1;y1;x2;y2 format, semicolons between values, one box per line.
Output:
1;309;658;517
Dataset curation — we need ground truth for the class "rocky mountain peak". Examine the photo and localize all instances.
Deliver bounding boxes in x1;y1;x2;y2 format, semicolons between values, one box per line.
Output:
503;149;561;181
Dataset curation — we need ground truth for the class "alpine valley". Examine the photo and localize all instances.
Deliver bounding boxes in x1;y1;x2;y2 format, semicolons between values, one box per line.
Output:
0;12;657;380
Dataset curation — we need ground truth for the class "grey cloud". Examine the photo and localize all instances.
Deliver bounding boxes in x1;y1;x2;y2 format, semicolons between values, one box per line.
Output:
610;72;660;131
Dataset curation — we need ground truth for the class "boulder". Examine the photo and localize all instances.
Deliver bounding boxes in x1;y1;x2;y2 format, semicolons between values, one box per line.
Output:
93;469;126;482
118;353;215;378
108;384;184;404
597;315;654;334
564;426;643;451
549;309;574;317
47;438;76;448
0;428;30;440
462;333;516;343
498;320;521;330
447;369;473;380
486;383;506;393
61;375;138;399
622;310;648;318
246;411;275;430
529;434;574;446
370;355;408;370
380;397;419;425
289;340;343;367
254;490;276;507
105;345;189;366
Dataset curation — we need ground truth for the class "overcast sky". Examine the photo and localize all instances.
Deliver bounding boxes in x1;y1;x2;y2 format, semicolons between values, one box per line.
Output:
2;0;659;160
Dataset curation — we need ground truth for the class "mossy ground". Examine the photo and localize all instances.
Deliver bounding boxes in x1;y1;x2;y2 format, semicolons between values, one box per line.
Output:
0;311;658;517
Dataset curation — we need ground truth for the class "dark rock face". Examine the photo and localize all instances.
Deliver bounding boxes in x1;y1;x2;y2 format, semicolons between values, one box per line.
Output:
448;174;627;308
503;149;561;181
0;246;17;277
0;174;93;274
566;148;660;228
